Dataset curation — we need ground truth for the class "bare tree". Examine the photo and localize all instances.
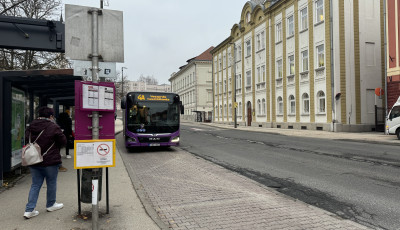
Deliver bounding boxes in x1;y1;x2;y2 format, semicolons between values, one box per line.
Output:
138;74;159;85
0;0;70;70
113;71;130;108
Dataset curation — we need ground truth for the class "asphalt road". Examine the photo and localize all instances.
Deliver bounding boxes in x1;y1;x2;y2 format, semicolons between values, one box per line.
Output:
180;124;400;230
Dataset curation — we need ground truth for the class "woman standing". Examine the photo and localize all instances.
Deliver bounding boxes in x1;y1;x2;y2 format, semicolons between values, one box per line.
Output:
23;106;66;219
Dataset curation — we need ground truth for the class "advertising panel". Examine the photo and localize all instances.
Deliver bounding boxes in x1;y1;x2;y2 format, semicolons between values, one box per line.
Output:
11;88;25;167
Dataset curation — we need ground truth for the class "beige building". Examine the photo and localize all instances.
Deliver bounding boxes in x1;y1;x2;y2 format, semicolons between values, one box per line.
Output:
170;47;214;122
212;0;384;132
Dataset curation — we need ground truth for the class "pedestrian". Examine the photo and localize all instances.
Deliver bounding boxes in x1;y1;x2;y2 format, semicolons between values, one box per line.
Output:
23;106;66;219
57;110;73;159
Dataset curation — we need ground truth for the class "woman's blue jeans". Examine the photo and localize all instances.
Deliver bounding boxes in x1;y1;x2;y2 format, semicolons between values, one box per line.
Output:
25;164;59;212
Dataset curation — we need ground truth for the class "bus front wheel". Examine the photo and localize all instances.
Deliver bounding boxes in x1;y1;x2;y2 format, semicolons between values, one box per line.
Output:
396;129;400;140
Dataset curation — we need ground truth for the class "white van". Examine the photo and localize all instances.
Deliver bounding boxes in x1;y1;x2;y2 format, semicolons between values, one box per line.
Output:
386;96;400;139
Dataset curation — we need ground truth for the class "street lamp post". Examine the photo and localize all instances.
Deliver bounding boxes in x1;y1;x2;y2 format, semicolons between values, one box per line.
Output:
121;67;127;98
230;42;238;128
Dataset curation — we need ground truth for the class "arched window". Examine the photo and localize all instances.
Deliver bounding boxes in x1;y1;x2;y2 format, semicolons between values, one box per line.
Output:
224;104;227;117
277;96;283;115
262;99;266;115
302;93;309;114
317;91;326;113
289;95;295;115
257;99;261;115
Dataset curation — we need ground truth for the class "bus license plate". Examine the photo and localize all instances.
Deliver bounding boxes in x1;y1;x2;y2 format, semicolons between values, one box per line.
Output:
149;143;160;146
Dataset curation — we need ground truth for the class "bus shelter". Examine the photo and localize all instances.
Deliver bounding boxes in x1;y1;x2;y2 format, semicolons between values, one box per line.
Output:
0;69;82;184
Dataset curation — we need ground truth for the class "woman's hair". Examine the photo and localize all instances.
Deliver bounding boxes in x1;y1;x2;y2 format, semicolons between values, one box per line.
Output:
38;106;54;118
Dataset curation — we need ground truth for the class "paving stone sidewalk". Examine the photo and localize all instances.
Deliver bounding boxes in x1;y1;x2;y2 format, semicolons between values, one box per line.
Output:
121;142;371;230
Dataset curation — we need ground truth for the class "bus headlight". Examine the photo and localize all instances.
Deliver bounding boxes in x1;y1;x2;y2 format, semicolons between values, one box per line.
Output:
127;137;136;143
171;136;180;143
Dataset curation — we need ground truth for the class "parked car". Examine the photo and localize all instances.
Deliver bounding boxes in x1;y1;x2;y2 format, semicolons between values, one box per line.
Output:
386;96;400;139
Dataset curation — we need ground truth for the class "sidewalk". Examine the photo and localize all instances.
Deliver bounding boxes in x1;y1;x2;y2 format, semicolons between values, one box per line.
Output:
183;120;400;146
0;119;159;230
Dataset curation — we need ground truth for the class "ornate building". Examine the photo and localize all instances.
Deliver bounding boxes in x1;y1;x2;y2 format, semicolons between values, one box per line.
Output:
212;0;384;132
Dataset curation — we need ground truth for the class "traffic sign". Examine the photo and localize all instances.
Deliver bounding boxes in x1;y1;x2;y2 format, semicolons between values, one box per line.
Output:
74;139;115;169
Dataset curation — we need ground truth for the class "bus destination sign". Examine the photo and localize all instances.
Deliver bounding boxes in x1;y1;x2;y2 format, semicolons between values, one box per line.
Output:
137;94;172;102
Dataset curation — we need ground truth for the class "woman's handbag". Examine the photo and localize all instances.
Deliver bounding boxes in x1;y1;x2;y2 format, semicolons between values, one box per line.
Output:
22;130;54;166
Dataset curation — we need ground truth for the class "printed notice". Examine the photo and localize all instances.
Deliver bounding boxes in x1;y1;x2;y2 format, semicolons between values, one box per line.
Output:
74;140;115;169
82;84;99;109
99;86;114;110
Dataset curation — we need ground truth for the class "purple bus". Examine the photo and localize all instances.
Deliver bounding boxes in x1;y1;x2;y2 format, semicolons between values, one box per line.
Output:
120;92;184;148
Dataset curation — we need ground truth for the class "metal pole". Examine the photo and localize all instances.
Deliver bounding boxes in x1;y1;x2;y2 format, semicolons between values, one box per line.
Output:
90;8;100;230
384;0;388;134
121;67;124;98
330;0;335;132
232;43;237;128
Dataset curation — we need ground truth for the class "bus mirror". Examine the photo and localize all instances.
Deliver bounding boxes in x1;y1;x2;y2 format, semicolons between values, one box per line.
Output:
121;97;126;109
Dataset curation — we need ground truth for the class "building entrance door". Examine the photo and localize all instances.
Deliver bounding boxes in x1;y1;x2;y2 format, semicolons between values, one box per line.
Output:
247;101;252;126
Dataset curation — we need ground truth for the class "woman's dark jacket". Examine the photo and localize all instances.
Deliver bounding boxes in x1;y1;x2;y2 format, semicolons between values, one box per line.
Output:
25;118;66;167
57;112;73;137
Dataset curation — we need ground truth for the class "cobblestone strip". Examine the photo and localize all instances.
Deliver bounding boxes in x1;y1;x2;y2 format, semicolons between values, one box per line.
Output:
128;149;370;230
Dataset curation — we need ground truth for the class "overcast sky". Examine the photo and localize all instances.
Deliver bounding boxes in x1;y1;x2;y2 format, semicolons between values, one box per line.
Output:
62;0;248;84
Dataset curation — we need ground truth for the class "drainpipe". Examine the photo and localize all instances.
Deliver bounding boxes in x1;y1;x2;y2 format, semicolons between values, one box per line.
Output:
330;0;335;132
212;57;215;122
384;0;388;134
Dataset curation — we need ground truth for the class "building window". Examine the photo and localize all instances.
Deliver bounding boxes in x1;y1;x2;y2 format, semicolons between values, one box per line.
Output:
277;96;283;115
220;81;222;93
246;40;251;57
262;65;265;82
237;45;242;61
288;55;295;75
317;91;326;113
289;95;295;115
219;58;222;70
276;22;282;42
301;50;309;72
236;74;242;89
246;12;251;24
287;15;294;37
220;105;222;117
302;93;310;114
224;80;227;92
257;99;261;115
262;99;266;115
239;102;242;116
223;55;226;69
300;7;308;30
228;51;231;66
229;104;232;116
316;0;324;23
257;67;261;83
317;44;325;67
256;34;261;51
261;31;265;49
228;77;232;91
246;70;251;87
277;59;283;79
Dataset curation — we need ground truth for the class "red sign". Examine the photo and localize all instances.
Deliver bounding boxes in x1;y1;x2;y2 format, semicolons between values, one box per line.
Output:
97;144;110;156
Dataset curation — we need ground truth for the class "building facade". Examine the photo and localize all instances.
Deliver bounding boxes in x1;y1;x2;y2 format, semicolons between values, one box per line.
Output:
212;0;384;132
170;47;214;122
386;0;400;109
126;81;171;92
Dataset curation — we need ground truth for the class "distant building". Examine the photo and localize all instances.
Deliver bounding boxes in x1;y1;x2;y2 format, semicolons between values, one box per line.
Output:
169;47;214;122
126;81;171;92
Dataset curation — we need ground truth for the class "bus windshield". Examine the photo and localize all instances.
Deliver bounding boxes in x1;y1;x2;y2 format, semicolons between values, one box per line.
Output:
126;100;179;134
